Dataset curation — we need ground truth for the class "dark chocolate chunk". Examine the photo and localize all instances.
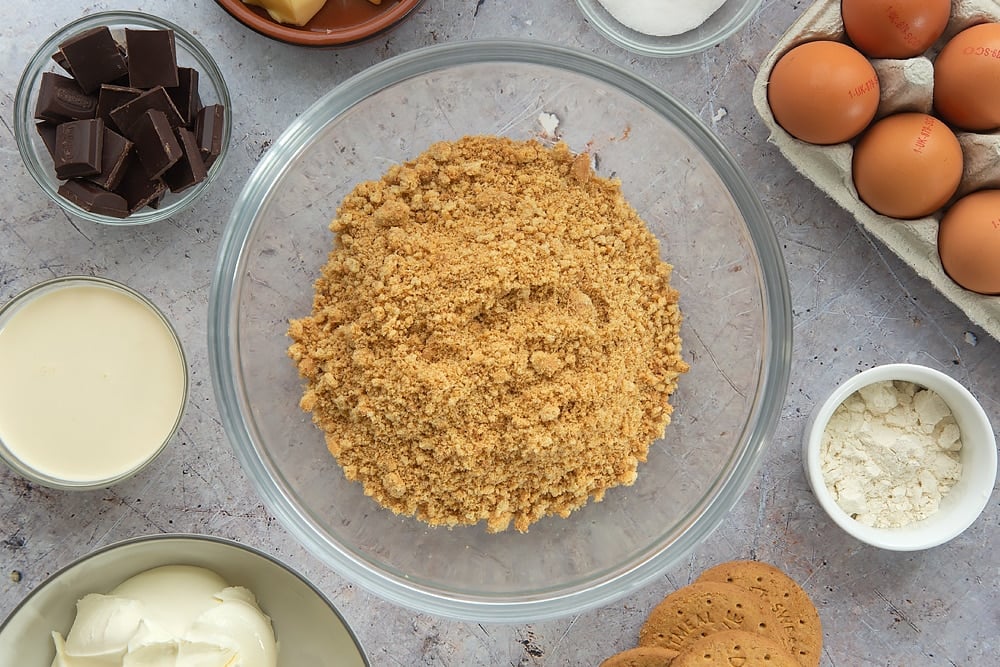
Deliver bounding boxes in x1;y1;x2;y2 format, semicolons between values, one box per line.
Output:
113;153;167;213
193;104;225;167
34;72;97;122
53;118;104;179
125;29;178;89
86;127;133;191
58;26;128;94
96;84;142;131
58;179;129;218
36;122;58;159
110;45;133;87
109;85;184;134
164;128;208;193
167;67;202;126
51;50;73;76
130;109;182;179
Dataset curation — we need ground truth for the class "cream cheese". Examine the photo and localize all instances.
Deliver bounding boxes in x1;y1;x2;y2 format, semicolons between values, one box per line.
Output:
51;565;277;667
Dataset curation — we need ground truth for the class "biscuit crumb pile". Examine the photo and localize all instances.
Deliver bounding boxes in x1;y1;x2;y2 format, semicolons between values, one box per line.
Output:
288;135;687;532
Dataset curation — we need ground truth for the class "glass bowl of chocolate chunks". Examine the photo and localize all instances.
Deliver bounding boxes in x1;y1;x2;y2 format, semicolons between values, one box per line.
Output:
13;11;231;225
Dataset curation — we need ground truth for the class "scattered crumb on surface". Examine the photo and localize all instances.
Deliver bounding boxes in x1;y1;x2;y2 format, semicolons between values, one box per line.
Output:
538;111;560;137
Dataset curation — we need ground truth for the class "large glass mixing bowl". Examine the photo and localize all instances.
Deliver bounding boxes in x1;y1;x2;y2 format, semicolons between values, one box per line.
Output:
209;40;792;622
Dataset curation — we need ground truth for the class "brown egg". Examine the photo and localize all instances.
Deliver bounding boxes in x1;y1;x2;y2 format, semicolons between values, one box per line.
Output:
768;40;880;145
852;113;963;219
938;189;1000;294
934;23;1000;131
842;0;951;59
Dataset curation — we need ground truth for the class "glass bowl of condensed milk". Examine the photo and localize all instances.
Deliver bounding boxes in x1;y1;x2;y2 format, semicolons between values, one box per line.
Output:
0;276;187;489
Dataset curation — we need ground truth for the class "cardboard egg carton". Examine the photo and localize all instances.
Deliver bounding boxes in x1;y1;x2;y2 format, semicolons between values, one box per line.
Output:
752;0;1000;340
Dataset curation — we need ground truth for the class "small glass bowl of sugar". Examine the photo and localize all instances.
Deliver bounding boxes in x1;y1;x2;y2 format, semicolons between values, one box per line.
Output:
574;0;762;57
802;363;996;551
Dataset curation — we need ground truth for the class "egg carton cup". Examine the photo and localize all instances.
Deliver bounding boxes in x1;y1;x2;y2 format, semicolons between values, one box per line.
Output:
753;0;1000;340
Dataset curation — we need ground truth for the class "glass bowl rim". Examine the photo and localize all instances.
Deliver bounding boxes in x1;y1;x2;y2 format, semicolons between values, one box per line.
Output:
0;275;189;490
574;0;764;58
0;533;371;666
12;10;232;227
208;38;793;622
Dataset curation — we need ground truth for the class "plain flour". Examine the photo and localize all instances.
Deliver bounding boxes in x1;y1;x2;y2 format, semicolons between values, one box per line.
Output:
820;380;963;528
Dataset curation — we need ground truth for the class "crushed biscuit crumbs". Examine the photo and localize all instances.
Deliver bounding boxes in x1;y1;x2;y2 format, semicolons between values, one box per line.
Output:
288;135;688;532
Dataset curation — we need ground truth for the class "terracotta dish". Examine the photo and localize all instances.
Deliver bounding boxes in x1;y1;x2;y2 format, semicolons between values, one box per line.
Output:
215;0;424;47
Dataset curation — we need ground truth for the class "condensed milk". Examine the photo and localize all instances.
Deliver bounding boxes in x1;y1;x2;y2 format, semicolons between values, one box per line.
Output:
0;277;186;488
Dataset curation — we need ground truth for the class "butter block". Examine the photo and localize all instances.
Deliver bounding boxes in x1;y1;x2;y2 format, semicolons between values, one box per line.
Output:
243;0;326;26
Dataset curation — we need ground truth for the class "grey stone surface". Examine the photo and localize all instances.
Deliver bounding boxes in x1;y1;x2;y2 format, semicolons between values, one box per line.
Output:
1;1;997;665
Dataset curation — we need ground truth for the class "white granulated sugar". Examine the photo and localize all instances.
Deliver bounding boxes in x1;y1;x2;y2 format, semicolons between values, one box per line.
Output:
597;0;729;37
820;380;963;528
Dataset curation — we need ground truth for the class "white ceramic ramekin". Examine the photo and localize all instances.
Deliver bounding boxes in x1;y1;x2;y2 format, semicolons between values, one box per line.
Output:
803;363;996;551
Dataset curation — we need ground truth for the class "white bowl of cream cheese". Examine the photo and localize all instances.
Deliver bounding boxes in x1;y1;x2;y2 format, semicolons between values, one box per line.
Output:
803;363;997;551
0;534;368;666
